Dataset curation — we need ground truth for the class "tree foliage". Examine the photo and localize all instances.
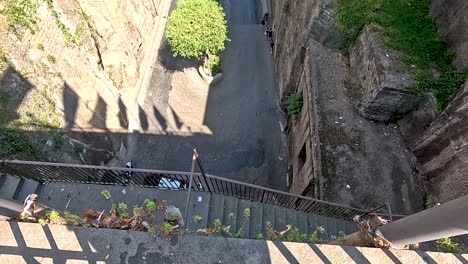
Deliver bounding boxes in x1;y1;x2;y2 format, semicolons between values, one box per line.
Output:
166;0;229;58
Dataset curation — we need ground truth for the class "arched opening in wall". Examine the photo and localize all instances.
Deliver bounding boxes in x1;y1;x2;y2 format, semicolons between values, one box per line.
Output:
287;165;293;187
298;142;307;172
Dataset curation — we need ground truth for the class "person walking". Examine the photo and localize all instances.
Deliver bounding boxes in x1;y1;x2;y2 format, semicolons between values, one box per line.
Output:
270;40;275;54
261;11;269;26
266;28;273;41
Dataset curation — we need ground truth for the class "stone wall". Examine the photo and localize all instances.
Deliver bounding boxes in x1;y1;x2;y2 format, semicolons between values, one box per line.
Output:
270;0;344;99
0;0;160;164
349;25;421;122
430;0;468;70
399;0;468;203
412;81;468;203
77;0;158;89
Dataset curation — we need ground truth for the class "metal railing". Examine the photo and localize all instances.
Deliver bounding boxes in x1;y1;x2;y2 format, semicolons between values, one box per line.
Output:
0;159;403;221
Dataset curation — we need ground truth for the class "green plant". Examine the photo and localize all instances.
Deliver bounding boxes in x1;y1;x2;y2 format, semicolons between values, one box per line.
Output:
148;226;157;235
119;212;130;219
228;213;234;219
52;134;63;147
1;0;38;36
338;231;347;243
47;210;60;222
309;226;325;243
286;227;307;242
64;211;82;225
193;215;203;223
45;0;84;45
47;54;56;64
437;237;459;253
213;218;222;228
163;222;174;234
73;144;84;154
207;55;222;76
38;218;47;226
101;190;111;200
282;3;290;13
337;0;467;110
0;50;7;64
118;202;128;211
145;199;157;213
285;92;303;119
165;0;229;58
133;206;143;216
37;43;44;51
243;208;250;218
234;227;244;238
256;233;264;240
0;126;44;160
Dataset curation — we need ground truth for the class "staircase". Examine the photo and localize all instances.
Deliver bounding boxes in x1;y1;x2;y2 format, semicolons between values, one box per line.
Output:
0;174;41;204
185;192;358;240
0;160;386;241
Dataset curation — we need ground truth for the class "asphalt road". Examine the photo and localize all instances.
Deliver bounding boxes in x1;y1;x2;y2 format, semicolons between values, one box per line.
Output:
127;0;287;190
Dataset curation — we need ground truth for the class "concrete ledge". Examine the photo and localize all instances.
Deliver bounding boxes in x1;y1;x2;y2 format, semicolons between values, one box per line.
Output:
198;66;222;85
1;222;467;263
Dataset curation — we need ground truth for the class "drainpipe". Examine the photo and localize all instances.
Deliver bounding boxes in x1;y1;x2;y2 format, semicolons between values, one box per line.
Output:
377;195;468;246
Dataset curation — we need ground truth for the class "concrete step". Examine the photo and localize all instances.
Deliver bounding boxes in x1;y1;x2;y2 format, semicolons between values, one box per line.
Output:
207;193;225;228
222;196;238;234
307;213;319;234
326;216;338;240
274;206;287;232
286;209;298;229
249;201;263;238
316;215;329;241
296;211;309;236
0;175;21;200
186;192;211;231
236;199;251;238
262;204;275;235
15;178;40;202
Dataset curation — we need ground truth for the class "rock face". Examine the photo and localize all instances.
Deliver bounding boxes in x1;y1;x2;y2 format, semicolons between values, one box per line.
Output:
77;0;158;88
270;1;423;213
412;81;468;203
349;25;421;122
0;0;161;164
270;0;345;99
430;0;468;70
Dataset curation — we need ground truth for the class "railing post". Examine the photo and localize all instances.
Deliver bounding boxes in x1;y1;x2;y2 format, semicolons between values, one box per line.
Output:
193;148;212;193
377;195;468;246
184;152;196;224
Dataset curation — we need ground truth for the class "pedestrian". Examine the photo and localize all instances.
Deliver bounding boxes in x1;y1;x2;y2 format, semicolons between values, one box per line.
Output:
270;40;275;54
266;28;273;41
261;11;269;26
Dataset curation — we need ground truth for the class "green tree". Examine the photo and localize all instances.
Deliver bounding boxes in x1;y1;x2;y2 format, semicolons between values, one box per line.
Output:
165;0;229;58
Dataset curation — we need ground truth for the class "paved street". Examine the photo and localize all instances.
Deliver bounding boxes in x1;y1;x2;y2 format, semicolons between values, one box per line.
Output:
127;0;287;189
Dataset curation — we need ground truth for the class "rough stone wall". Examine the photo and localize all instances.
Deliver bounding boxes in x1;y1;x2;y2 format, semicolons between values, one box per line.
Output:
270;0;344;99
287;53;320;196
77;0;158;88
398;0;468;203
412;81;468;203
349;25;421;122
430;0;468;70
0;0;159;164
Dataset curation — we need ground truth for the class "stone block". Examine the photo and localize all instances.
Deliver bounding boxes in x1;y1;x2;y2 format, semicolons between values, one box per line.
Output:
349;24;421;122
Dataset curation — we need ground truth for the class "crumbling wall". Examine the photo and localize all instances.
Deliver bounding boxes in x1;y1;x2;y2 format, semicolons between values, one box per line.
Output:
0;0;159;164
349;25;421;122
77;0;158;89
412;81;468;203
430;0;468;70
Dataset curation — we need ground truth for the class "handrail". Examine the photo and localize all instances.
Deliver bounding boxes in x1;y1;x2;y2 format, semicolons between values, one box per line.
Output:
0;160;404;221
